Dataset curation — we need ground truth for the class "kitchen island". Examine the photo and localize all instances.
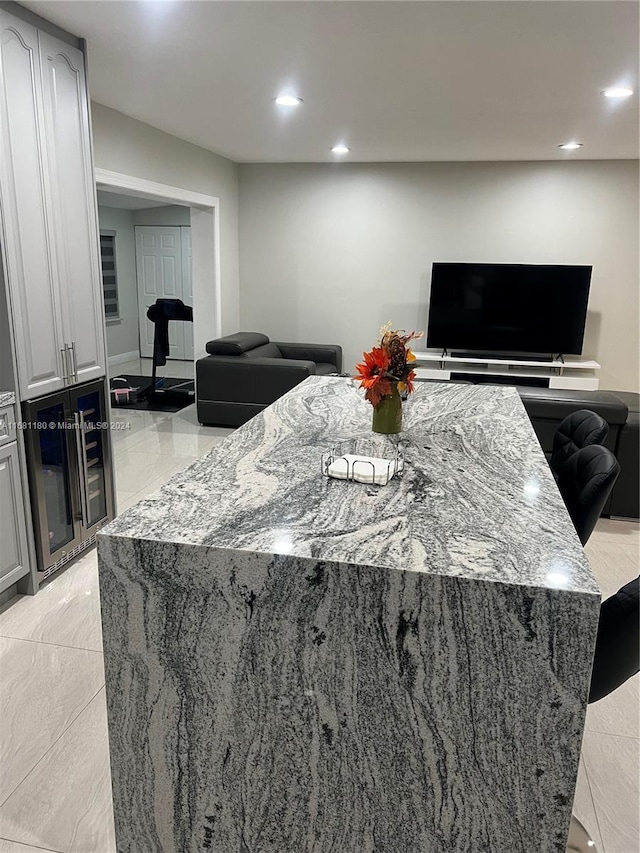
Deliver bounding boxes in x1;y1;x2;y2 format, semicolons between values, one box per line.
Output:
98;376;600;853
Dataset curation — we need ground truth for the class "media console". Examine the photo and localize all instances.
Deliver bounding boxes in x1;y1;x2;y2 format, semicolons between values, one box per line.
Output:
412;352;601;390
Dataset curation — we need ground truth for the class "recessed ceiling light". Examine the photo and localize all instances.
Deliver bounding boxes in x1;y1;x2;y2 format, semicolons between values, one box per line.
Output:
602;86;634;98
275;95;303;107
558;141;583;150
331;144;350;154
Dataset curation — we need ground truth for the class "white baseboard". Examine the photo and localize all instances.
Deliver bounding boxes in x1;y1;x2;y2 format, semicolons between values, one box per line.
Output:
108;350;139;367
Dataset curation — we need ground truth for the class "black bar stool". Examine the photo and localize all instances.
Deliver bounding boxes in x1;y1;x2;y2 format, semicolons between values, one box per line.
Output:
556;445;620;544
567;576;640;851
551;409;609;479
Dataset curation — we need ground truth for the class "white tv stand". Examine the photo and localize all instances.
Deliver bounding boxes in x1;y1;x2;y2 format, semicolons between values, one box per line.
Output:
412;352;601;391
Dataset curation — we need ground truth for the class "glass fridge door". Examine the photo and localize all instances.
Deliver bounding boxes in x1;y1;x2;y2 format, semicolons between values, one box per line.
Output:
23;395;78;567
73;385;111;530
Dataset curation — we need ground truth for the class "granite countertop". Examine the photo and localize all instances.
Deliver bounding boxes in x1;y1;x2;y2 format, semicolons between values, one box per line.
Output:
101;376;598;596
0;391;15;407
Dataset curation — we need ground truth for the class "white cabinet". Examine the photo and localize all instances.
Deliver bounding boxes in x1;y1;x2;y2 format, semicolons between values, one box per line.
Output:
0;414;30;594
0;10;106;401
0;12;65;398
39;33;106;387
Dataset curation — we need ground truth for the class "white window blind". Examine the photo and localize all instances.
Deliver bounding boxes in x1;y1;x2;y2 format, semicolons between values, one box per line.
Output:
100;230;119;321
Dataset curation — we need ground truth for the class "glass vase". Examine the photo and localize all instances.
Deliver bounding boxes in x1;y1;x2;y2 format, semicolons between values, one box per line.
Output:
372;384;402;434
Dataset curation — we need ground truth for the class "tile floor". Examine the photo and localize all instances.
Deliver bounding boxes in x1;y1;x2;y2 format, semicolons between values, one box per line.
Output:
0;403;637;853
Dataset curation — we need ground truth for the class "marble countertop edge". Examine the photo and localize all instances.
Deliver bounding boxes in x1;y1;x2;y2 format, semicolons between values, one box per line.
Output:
100;378;599;598
96;530;601;599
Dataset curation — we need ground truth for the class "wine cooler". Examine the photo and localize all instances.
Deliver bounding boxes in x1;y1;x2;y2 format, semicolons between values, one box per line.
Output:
23;380;115;579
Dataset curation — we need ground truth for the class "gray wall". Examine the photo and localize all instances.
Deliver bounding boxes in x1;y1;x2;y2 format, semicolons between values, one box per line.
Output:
98;206;139;360
238;160;639;392
133;205;190;227
91;103;239;334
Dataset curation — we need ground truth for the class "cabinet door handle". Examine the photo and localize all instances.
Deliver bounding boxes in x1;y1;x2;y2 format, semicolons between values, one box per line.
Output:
69;341;78;382
60;347;69;382
73;410;88;527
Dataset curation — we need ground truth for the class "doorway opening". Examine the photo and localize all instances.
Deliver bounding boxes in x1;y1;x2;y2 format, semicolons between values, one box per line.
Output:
94;168;221;393
97;190;193;380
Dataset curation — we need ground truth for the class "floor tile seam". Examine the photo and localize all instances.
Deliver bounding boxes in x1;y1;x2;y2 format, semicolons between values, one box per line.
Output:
584;729;640;741
573;767;602;852
0;633;103;656
116;439;202;458
113;446;168;456
113;450;187;471
587;539;640;550
0;686;105;810
583;728;640;743
124;474;178;504
588;529;640;538
0;837;63;853
127;460;198;493
582;762;609;853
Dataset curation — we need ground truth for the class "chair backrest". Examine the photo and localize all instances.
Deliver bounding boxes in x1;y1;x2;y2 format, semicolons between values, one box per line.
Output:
557;444;620;545
589;576;639;703
550;409;609;477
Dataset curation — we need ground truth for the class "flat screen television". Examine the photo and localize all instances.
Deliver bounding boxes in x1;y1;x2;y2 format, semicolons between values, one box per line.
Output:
426;263;592;356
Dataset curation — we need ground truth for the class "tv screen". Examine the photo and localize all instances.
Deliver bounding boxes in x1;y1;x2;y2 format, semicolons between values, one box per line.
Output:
426;263;591;355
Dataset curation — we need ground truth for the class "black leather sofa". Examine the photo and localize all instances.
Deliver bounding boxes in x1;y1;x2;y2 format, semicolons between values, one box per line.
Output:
516;387;627;458
196;332;342;426
606;391;639;519
514;386;637;520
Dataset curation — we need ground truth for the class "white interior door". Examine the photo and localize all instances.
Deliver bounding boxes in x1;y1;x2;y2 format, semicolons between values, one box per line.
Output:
135;226;184;360
181;227;194;361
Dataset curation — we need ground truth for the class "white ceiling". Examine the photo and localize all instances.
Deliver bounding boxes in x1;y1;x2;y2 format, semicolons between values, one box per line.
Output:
23;1;639;163
96;190;171;209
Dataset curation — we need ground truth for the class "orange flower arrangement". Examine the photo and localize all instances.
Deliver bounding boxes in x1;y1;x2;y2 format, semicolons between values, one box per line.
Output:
355;324;423;407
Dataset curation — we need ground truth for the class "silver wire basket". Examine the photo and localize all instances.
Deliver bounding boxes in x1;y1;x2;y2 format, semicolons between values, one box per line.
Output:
321;438;404;486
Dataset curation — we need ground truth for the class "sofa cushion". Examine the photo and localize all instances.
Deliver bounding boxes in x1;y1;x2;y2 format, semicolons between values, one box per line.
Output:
315;362;338;375
244;342;282;359
610;400;639;518
612;391;640;414
206;332;269;355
